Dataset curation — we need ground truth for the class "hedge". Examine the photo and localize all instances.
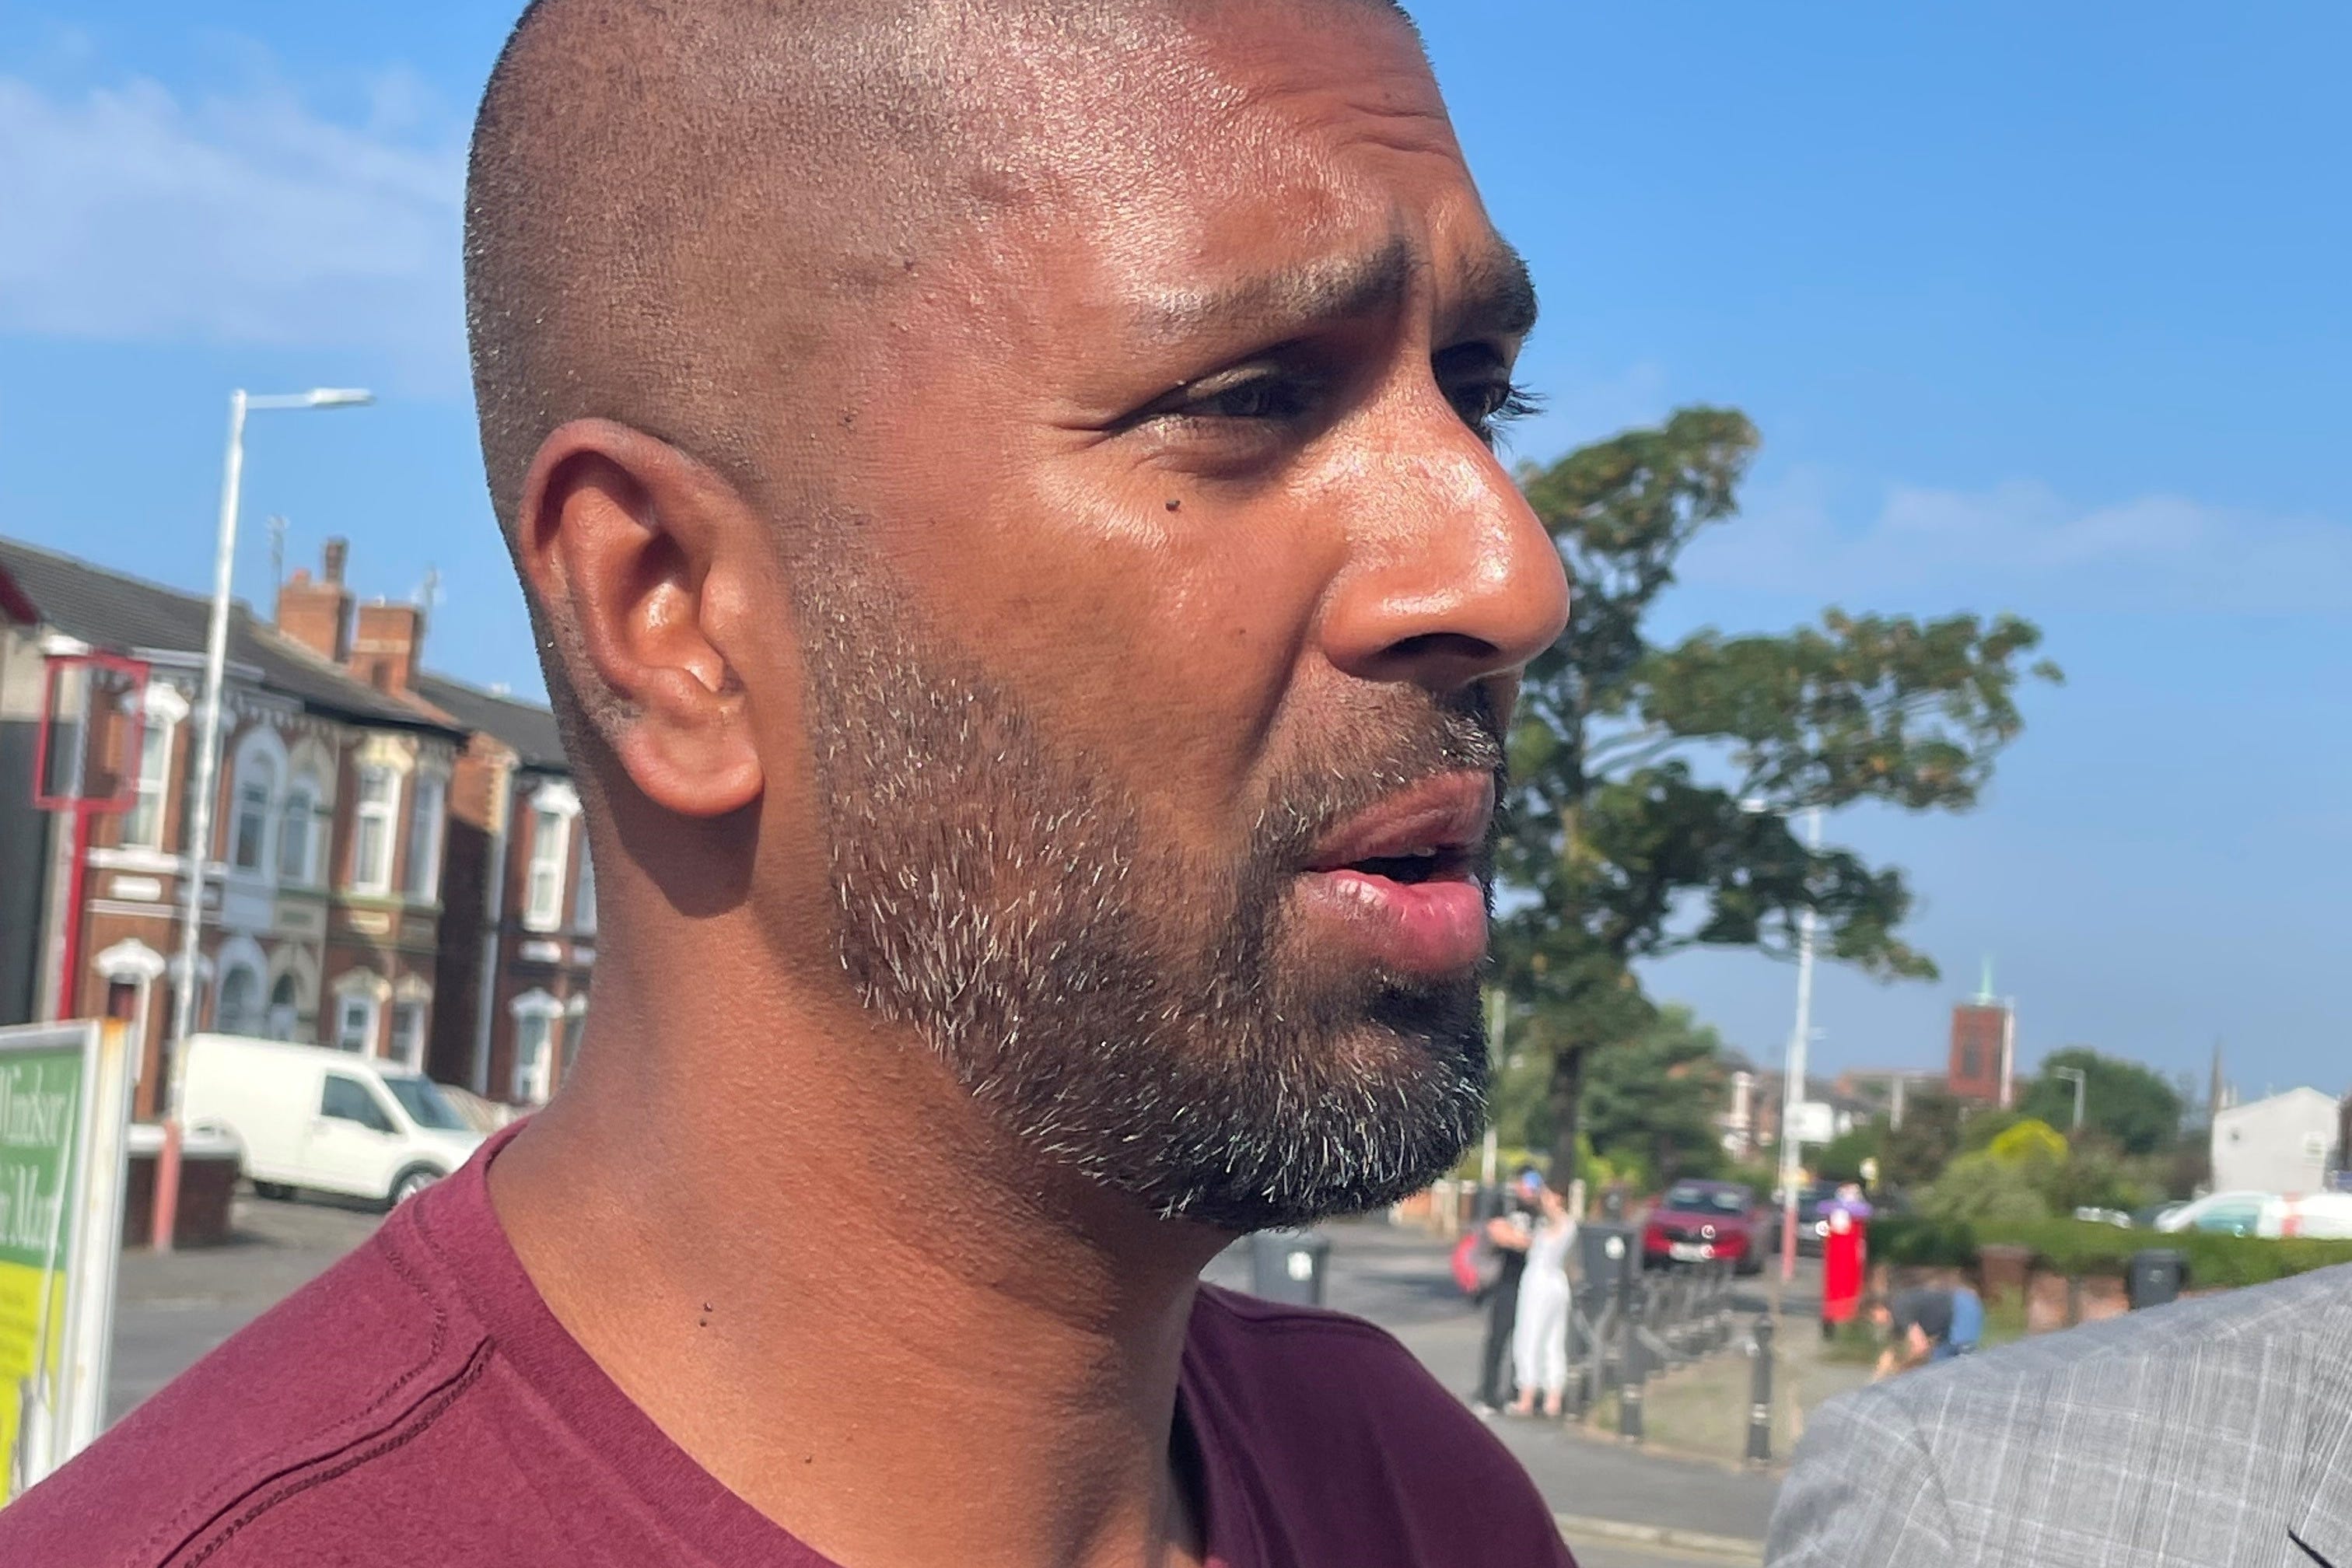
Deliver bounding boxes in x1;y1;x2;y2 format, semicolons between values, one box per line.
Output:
1870;1215;2352;1291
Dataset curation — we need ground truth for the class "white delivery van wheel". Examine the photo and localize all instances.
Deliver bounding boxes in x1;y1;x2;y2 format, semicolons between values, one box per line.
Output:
390;1166;441;1206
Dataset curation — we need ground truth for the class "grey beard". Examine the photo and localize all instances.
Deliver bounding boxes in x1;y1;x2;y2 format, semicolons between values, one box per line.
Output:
794;579;1495;1230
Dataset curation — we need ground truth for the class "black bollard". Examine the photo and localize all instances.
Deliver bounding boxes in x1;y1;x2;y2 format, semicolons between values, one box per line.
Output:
1620;1280;1647;1444
1745;1314;1775;1465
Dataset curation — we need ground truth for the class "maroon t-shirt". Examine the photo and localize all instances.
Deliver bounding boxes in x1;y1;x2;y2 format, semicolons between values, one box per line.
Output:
3;1133;1570;1566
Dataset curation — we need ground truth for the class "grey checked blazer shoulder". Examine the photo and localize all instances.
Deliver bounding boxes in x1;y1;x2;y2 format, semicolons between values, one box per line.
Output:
1768;1262;2352;1567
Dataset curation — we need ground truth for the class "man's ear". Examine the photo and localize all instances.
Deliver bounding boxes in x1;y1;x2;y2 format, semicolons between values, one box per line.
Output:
513;419;768;817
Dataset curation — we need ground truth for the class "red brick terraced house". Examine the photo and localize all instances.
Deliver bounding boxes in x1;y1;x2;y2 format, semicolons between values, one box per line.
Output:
271;540;598;1110
408;670;597;1108
0;536;468;1117
3;532;597;1113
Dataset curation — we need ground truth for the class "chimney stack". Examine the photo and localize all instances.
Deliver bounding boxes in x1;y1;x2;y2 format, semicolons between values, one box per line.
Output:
352;599;425;695
276;537;354;663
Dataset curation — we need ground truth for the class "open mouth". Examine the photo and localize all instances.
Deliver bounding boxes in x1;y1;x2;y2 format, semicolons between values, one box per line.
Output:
1301;772;1494;880
1290;773;1495;977
1341;846;1475;887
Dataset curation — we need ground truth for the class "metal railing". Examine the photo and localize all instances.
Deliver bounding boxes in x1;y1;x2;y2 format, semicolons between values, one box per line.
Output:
1561;1259;1749;1442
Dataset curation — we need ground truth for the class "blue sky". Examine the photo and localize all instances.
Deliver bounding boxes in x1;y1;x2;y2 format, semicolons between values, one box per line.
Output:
3;3;2346;1101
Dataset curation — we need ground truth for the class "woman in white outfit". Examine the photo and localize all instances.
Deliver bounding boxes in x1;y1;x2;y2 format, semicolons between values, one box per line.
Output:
1509;1181;1577;1418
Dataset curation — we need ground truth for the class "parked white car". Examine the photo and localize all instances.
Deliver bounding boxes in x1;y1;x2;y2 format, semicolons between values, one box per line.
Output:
2155;1188;2352;1240
181;1034;485;1206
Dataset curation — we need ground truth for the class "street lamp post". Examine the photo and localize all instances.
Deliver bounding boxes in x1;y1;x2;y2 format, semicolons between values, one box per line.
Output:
1776;807;1823;1284
154;387;371;1253
2054;1066;2088;1133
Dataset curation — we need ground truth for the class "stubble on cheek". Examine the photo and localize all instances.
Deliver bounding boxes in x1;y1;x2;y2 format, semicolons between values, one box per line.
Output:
787;552;1498;1225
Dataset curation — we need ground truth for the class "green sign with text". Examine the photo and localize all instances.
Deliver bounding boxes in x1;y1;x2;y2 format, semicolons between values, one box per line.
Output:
0;1043;83;1494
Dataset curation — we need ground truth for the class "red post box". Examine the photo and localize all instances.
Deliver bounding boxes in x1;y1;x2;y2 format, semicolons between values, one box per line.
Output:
1821;1205;1867;1336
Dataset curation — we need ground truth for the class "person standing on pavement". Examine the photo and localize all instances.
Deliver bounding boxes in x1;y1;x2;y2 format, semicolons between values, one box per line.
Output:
1473;1166;1543;1412
0;3;1577;1566
1508;1181;1577;1419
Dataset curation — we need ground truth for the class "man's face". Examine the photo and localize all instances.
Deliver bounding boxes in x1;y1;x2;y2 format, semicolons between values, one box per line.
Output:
753;8;1568;1229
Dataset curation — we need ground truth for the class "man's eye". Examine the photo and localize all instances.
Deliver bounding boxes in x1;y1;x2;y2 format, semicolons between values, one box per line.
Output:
1451;378;1538;445
1181;373;1314;422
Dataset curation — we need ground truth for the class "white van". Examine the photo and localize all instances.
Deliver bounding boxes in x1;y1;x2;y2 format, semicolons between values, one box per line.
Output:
182;1034;486;1206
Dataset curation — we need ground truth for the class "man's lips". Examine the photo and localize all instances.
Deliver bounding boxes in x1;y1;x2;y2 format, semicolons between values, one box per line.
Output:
1303;772;1496;875
1293;772;1495;978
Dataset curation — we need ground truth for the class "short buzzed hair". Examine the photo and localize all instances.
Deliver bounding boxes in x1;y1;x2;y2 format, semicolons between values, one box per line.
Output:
464;0;1419;537
463;0;1422;749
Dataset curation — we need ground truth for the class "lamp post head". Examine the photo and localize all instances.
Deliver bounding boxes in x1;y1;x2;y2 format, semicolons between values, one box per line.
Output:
304;388;374;408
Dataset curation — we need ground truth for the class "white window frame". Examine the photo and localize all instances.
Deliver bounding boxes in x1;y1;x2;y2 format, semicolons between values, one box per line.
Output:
572;845;596;935
405;772;446;902
224;727;289;878
123;703;180;851
561;993;589;1091
231;754;275;873
510;990;563;1103
520;781;581;933
390;999;429;1072
523;808;570;932
351;765;401;895
266;973;299;1041
334;994;379;1054
278;772;322;884
216;961;264;1034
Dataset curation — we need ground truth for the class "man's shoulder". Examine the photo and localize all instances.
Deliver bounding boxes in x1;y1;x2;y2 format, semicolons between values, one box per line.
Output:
1190;1283;1497;1445
1188;1285;1568;1563
0;1206;490;1568
1864;1260;2352;1437
1775;1263;2352;1563
1191;1282;1443;1381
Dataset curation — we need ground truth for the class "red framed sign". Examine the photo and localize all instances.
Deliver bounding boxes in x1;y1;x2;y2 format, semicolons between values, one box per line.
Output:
31;651;151;814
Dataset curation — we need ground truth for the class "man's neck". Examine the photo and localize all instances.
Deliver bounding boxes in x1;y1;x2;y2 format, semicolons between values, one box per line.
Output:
487;983;1229;1568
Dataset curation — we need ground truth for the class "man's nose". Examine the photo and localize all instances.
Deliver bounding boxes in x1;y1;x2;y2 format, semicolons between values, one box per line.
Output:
1318;422;1570;694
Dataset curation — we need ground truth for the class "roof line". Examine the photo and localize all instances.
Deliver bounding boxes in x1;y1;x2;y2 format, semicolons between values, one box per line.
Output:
0;533;247;628
0;533;467;741
415;665;550;711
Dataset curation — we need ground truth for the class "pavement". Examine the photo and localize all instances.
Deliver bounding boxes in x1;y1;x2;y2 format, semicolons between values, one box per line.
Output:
1204;1221;1784;1560
109;1192;386;1425
112;1195;1788;1565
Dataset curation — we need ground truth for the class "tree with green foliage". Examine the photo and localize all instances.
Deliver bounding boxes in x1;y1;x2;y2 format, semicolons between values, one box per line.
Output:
2015;1048;2186;1155
2040;1132;2158;1215
1813;1120;1886;1185
1577;1004;1731;1188
1485;1003;1555;1153
1493;408;2063;1181
1881;1089;1972;1190
1917;1150;2052;1226
1955;1106;2028;1154
1986;1118;2069;1174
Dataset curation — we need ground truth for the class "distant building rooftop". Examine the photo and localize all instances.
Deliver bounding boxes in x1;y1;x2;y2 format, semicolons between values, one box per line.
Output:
411;670;569;772
0;534;464;740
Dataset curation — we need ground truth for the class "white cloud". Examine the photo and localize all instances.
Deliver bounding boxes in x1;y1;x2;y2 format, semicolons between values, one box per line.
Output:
1685;471;2352;614
0;68;465;381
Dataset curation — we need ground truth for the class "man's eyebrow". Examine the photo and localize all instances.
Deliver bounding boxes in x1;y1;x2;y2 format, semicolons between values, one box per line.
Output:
1130;232;1537;348
1449;237;1538;345
1133;235;1416;345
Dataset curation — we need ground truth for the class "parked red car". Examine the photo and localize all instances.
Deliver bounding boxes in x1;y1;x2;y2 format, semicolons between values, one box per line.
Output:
1640;1180;1766;1275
